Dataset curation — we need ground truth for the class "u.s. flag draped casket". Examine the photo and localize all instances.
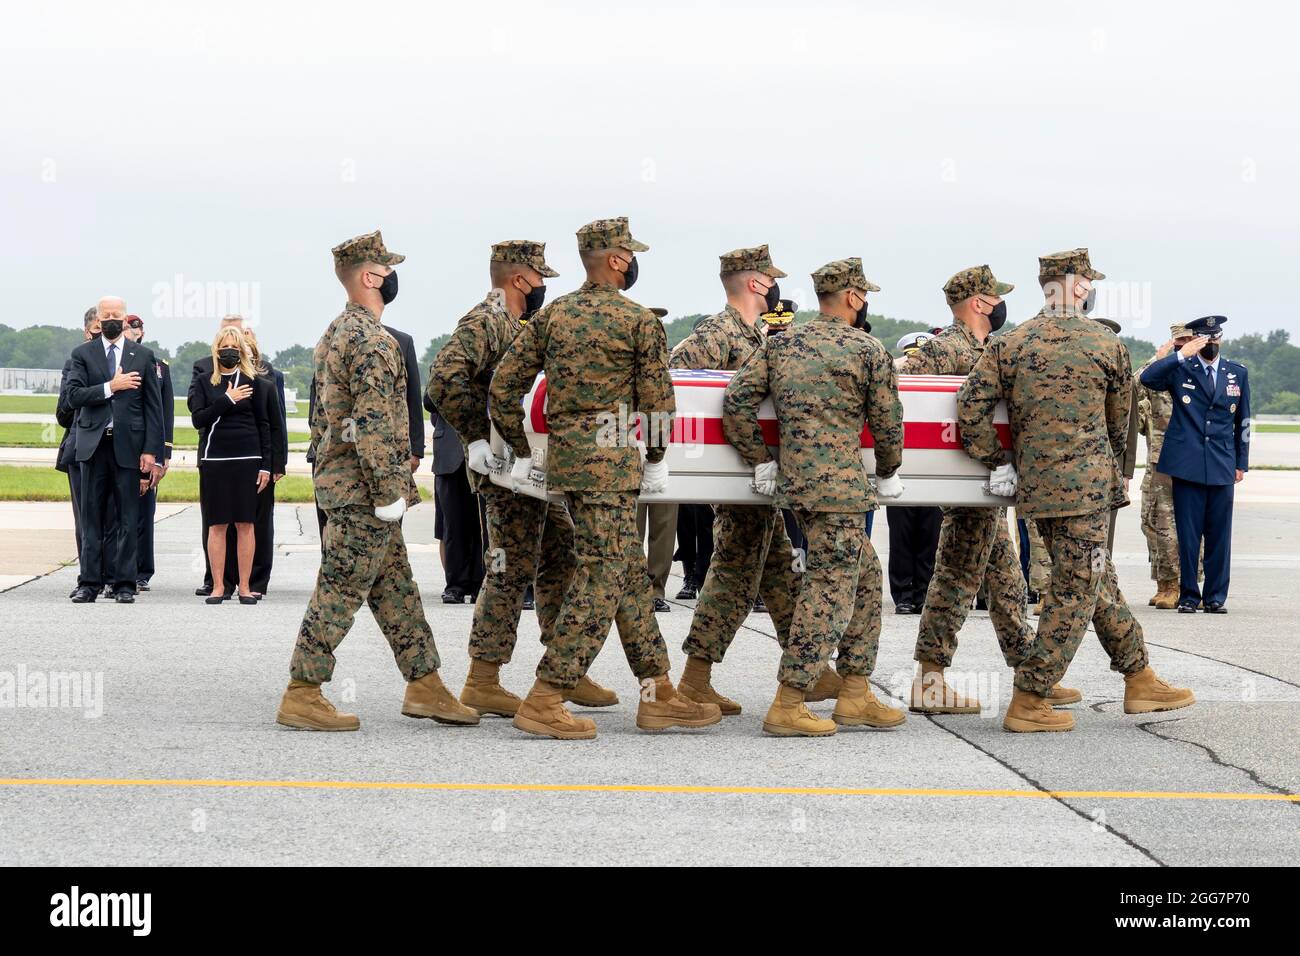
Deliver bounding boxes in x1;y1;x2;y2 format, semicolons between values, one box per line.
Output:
487;369;1013;507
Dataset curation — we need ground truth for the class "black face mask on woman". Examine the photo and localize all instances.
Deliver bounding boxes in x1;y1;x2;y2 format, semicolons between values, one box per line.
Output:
218;348;240;369
987;300;1008;332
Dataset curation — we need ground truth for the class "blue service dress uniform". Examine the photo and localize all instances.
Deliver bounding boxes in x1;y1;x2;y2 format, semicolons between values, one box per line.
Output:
1139;348;1249;609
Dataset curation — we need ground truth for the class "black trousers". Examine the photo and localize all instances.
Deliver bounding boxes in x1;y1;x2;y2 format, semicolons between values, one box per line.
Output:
434;464;485;597
886;504;942;606
137;485;157;582
200;470;275;593
1172;477;1234;606
67;466;84;559
78;438;140;591
673;503;715;585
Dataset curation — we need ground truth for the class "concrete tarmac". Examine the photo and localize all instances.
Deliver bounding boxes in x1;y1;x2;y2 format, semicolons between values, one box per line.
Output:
1;483;1297;866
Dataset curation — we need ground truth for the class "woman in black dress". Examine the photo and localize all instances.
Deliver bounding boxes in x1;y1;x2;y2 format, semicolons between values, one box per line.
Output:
191;327;272;604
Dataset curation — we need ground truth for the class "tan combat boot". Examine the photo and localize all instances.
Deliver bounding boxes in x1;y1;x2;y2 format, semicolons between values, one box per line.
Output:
804;666;844;703
1152;580;1180;610
276;680;360;731
563;674;620;708
762;684;837;737
833;674;906;728
460;659;521;718
909;661;981;714
676;656;741;716
1123;667;1195;714
1002;687;1075;733
403;670;480;725
513;680;597;739
636;675;723;731
1048;682;1083;705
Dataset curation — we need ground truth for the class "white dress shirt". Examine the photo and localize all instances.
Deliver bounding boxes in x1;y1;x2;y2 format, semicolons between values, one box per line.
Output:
100;333;126;428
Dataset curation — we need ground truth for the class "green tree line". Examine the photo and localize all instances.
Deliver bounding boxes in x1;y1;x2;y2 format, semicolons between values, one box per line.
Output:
6;320;1300;414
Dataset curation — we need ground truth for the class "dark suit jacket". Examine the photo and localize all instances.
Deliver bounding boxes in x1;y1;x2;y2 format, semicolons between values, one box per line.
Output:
155;358;175;462
192;355;286;472
66;337;164;466
1140;352;1250;486
55;357;77;473
307;325;423;464
427;411;466;475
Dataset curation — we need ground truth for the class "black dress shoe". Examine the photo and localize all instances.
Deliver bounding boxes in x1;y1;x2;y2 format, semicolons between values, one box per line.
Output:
521;586;535;610
675;582;698;600
1026;588;1040;605
974;596;989;611
1177;601;1199;614
441;589;465;604
912;604;924;615
752;597;767;614
895;602;915;615
70;586;97;603
136;580;150;592
653;598;670;613
204;594;225;605
114;589;135;604
1205;602;1227;614
195;584;212;596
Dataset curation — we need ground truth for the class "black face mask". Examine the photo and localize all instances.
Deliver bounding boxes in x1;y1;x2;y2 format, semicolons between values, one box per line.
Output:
620;256;639;292
99;319;123;340
853;295;871;332
522;281;546;318
1080;286;1097;314
218;348;241;369
987;300;1008;332
378;269;399;305
761;281;781;314
1200;341;1220;361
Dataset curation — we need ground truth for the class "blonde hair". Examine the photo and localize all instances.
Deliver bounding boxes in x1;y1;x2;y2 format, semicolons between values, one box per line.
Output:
210;327;257;385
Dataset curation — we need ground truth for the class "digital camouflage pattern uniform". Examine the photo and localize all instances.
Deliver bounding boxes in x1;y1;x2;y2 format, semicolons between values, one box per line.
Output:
1137;350;1180;584
957;249;1149;697
904;265;1035;669
291;231;440;684
671;245;799;664
489;217;673;690
1026;516;1052;595
723;257;904;691
425;240;577;665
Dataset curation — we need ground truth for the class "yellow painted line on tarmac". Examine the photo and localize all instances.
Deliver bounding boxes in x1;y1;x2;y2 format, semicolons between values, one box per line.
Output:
0;777;1297;802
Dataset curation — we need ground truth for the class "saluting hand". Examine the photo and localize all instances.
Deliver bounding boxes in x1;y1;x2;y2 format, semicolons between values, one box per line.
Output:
1179;335;1210;359
1155;338;1176;359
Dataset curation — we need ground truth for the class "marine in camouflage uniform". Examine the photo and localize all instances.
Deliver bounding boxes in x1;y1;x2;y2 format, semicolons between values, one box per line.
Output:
426;240;615;717
958;248;1193;732
903;265;1048;714
670;245;817;716
490;217;721;739
1136;321;1193;608
724;257;906;737
279;230;477;732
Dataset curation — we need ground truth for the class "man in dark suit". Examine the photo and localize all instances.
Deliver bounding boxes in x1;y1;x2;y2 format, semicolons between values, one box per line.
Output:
125;315;174;591
56;308;104;595
309;323;425;541
1139;315;1250;614
190;316;286;596
65;296;164;603
426;407;485;604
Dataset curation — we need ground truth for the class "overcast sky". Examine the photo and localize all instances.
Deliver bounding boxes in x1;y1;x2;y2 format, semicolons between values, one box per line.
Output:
3;0;1297;354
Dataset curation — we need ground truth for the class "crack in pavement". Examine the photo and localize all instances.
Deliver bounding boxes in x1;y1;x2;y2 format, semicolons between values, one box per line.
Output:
1143;640;1300;692
1128;713;1299;803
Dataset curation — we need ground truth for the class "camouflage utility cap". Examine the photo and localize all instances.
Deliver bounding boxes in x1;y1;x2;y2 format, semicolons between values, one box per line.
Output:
332;230;405;267
491;240;559;277
811;257;880;295
576;217;649;253
943;264;1014;305
1038;247;1104;280
719;244;787;278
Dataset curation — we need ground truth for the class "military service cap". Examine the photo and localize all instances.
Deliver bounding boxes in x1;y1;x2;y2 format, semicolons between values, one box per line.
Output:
576;217;649;253
811;257;880;295
650;307;669;318
897;331;934;354
761;298;797;332
1186;315;1227;337
491;239;559;277
332;229;404;267
719;244;787;278
1038;247;1104;280
943;264;1014;306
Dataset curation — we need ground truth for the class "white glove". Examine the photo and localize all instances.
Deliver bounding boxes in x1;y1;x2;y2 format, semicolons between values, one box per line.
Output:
466;439;504;475
876;472;905;499
510;455;543;489
374;497;407;522
753;460;778;497
988;463;1018;497
641;459;670;495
